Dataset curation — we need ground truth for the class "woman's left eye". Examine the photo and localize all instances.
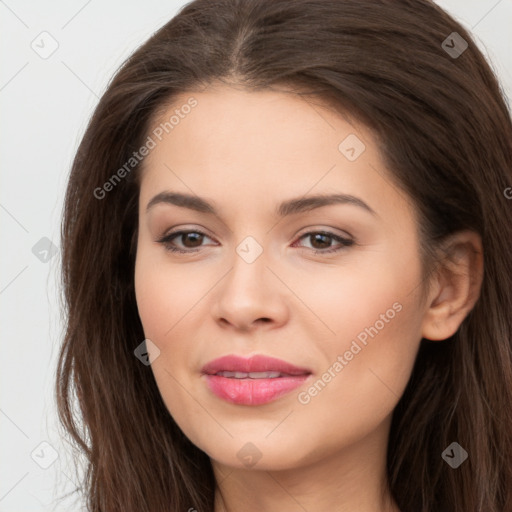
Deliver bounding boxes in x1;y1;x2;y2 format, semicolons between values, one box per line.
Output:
156;230;354;255
293;231;354;254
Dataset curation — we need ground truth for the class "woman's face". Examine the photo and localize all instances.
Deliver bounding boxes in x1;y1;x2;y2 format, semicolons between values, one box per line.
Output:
134;85;430;471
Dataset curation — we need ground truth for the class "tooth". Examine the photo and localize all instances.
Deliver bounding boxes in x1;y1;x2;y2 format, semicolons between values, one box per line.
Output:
249;371;281;379
217;371;240;378
215;371;285;379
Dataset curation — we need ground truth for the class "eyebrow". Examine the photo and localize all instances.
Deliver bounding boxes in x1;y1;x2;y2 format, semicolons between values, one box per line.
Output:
146;191;377;217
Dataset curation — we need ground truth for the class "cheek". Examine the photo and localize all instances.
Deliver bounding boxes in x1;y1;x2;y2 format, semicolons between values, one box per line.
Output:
134;247;202;340
283;253;419;350
134;252;198;422
134;256;168;339
291;256;423;423
327;264;423;392
298;289;423;441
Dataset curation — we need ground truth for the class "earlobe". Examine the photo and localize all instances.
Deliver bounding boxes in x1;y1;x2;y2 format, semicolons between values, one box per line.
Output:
421;231;483;341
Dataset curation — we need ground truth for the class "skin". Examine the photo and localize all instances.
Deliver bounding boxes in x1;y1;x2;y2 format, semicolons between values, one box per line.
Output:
134;84;483;512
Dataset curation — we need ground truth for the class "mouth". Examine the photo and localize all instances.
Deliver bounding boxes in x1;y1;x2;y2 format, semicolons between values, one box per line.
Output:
214;371;299;379
201;355;312;406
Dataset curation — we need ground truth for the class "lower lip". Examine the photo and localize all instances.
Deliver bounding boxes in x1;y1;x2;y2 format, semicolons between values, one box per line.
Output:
204;374;310;405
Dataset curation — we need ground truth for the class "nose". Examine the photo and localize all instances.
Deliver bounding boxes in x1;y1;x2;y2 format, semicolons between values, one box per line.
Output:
211;246;289;332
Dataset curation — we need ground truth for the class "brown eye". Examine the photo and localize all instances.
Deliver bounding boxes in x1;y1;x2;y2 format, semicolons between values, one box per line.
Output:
310;233;332;250
157;230;214;253
294;231;354;254
178;232;204;248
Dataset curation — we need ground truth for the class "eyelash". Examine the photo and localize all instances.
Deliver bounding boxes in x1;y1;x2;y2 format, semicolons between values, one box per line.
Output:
156;229;354;255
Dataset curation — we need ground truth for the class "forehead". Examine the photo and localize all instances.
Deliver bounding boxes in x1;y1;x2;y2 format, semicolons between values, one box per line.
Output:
146;86;361;166
138;86;415;226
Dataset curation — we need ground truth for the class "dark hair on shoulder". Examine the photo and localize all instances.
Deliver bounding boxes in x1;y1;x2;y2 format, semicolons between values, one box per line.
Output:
57;1;512;510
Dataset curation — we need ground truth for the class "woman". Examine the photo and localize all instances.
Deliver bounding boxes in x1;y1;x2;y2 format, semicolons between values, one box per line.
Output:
56;0;512;511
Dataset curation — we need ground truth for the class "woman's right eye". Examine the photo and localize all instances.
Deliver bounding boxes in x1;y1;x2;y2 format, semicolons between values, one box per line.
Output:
156;230;215;254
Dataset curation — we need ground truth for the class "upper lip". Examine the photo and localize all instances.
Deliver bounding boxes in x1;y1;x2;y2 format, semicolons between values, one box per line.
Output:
201;355;312;376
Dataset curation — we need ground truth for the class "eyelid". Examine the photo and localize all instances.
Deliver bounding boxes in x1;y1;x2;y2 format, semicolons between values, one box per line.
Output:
295;225;354;240
156;227;216;248
158;225;353;242
157;224;215;241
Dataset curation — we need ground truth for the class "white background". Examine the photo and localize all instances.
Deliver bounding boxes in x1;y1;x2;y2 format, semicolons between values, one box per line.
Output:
1;1;511;510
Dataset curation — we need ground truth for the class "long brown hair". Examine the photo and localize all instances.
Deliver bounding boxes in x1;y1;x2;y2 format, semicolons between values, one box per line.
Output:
56;0;512;510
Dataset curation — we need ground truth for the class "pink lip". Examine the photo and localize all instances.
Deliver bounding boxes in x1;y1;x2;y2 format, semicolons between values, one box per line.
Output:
201;355;312;406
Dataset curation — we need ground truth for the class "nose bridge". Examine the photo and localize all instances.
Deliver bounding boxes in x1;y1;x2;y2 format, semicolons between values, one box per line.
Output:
235;233;266;266
227;233;269;295
212;231;286;328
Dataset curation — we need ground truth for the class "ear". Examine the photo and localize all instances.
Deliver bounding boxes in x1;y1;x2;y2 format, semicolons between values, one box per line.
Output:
421;230;483;341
